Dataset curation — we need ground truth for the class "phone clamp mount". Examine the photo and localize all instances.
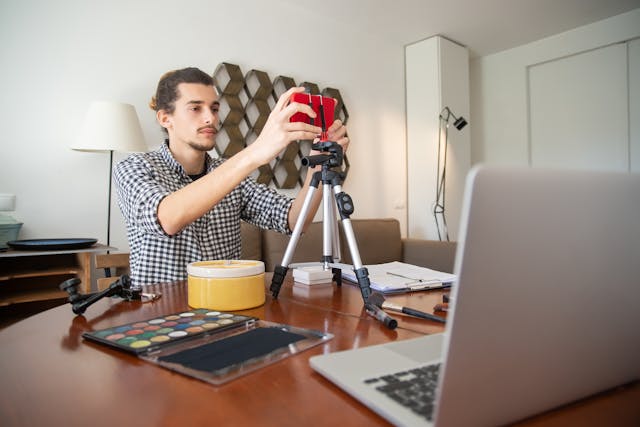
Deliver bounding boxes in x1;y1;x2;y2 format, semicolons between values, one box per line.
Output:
269;140;397;328
59;275;147;315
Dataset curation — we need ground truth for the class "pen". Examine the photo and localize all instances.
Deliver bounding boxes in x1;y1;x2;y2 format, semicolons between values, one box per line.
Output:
386;271;424;282
387;272;450;289
408;282;451;291
382;302;446;323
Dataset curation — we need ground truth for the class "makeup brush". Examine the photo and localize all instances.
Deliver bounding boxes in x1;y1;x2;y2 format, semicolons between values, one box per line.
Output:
368;292;446;323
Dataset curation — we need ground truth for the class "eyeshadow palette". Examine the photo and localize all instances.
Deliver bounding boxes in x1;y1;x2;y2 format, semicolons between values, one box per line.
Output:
83;309;256;355
83;308;333;385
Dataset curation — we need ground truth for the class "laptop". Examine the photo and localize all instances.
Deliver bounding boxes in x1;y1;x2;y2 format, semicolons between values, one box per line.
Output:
310;165;640;426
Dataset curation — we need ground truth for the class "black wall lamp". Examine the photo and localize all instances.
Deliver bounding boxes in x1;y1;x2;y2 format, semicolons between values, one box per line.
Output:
434;106;468;241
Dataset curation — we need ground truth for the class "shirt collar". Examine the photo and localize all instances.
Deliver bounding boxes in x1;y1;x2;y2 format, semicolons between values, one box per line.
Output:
160;139;214;176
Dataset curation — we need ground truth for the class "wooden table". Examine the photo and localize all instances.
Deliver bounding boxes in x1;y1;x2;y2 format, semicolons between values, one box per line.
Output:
0;275;637;427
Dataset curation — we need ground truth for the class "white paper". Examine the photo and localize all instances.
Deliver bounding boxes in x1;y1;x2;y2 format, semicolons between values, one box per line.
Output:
335;261;456;293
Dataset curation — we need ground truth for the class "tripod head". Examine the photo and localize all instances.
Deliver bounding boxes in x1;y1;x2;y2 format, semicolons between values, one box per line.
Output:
302;140;344;169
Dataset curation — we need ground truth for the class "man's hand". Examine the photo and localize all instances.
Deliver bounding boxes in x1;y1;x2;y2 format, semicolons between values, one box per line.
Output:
250;87;322;166
309;119;349;156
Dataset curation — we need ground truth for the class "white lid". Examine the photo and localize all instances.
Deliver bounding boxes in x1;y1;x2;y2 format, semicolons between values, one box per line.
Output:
187;260;265;278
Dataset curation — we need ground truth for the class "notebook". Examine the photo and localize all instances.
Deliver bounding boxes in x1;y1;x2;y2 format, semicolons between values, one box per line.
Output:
310;165;640;426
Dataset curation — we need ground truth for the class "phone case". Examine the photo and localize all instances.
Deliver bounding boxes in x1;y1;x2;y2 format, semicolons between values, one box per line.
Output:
290;93;336;131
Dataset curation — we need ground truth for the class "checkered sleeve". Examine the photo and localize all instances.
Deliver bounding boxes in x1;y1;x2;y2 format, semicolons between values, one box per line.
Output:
239;178;293;234
113;155;170;238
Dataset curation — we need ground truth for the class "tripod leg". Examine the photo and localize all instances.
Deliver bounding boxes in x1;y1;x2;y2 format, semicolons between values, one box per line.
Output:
330;200;342;263
322;182;335;267
333;186;399;329
270;172;321;298
332;184;373;302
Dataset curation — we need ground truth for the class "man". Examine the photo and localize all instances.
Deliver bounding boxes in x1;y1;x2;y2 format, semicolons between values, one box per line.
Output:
114;67;349;285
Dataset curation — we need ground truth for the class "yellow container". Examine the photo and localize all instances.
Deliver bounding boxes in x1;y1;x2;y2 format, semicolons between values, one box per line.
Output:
187;260;265;311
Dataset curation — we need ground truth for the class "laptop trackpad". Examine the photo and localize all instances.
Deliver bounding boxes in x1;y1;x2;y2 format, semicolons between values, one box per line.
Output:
386;333;444;364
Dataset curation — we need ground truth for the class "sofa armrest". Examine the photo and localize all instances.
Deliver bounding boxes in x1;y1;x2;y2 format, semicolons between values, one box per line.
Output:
401;238;457;273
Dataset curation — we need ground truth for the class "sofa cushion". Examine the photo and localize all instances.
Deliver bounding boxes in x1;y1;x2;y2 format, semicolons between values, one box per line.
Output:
240;221;262;261
402;238;457;273
339;218;402;265
261;222;326;271
241;218;456;274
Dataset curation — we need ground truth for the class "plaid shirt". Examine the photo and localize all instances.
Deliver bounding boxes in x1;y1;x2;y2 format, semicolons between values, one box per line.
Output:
114;142;292;286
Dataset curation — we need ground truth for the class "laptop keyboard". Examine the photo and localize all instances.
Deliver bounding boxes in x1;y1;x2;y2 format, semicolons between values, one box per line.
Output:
363;363;441;422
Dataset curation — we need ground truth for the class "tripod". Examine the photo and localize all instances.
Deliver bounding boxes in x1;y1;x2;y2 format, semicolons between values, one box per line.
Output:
59;275;141;315
59;275;160;315
269;141;374;304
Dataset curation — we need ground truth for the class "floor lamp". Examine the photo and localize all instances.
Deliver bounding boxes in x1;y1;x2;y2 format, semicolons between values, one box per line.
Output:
71;101;146;247
434;106;467;241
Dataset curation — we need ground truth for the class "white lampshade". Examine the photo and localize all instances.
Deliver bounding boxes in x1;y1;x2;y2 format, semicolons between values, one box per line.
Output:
72;101;147;152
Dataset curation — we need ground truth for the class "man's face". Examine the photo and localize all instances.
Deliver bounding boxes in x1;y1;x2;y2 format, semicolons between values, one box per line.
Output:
161;83;220;152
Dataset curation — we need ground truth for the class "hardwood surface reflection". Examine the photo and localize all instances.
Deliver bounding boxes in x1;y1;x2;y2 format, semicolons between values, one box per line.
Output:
0;275;637;427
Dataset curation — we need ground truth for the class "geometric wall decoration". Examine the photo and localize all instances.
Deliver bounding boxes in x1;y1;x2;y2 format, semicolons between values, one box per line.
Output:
212;62;349;189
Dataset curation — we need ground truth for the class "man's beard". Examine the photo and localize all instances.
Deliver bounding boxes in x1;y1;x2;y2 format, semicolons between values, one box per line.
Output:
188;126;217;152
187;139;215;152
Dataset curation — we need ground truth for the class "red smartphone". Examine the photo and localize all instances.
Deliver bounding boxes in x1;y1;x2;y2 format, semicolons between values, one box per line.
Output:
289;93;336;131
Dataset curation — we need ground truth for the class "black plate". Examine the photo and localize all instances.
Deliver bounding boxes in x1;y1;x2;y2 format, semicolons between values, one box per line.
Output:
7;238;98;251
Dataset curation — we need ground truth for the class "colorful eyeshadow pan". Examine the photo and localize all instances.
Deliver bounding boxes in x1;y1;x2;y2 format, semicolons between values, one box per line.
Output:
130;340;151;349
84;309;256;354
106;333;125;341
94;330;115;338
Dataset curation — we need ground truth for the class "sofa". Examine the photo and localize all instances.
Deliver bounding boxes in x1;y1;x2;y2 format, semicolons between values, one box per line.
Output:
240;218;457;273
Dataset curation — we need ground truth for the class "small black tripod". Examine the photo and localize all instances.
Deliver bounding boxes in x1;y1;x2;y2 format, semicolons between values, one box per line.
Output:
59;275;143;315
269;140;374;304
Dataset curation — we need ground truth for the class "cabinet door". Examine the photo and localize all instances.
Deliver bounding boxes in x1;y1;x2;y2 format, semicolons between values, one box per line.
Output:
529;43;628;171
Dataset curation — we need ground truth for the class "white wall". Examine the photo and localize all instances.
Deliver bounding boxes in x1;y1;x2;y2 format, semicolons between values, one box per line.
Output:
470;9;640;169
0;0;408;252
3;1;638;258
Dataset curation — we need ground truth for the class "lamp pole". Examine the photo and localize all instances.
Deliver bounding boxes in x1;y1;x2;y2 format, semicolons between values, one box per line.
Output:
434;107;467;242
107;149;114;247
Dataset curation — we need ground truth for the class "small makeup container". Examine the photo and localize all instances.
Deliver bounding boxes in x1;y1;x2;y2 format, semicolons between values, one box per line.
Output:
187;260;266;311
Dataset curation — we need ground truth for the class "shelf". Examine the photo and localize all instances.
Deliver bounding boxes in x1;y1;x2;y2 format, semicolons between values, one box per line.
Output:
0;272;75;306
0;288;68;306
0;248;107;311
0;267;81;281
